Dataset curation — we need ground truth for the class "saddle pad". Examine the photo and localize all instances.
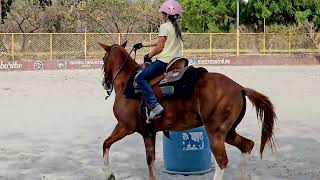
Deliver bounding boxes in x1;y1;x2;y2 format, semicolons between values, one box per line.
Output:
159;66;208;98
124;70;141;99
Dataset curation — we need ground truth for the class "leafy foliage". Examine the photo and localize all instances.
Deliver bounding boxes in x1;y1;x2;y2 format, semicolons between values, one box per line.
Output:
179;0;320;32
1;0;13;23
1;0;320;32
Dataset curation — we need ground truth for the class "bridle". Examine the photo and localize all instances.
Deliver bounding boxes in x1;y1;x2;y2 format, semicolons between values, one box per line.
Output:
103;46;136;100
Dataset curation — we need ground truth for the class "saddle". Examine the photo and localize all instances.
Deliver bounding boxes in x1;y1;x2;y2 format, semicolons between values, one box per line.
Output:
124;57;208;100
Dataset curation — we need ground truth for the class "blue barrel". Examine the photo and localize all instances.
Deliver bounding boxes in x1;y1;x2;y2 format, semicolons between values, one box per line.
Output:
163;126;212;175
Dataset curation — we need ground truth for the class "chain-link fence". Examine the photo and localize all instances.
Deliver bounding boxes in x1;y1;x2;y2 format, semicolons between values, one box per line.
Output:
0;33;319;61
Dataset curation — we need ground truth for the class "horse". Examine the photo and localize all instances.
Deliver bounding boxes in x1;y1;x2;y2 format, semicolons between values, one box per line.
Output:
99;41;277;180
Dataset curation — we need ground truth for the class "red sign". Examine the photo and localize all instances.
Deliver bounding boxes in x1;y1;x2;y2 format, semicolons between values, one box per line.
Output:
0;55;319;72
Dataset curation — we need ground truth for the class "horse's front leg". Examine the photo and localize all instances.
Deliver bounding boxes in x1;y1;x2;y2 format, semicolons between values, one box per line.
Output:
103;123;130;180
143;135;156;180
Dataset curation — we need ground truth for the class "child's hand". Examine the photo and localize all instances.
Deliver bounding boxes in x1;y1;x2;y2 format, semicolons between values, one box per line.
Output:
144;54;152;63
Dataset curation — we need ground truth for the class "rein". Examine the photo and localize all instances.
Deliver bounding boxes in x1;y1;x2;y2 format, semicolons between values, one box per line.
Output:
111;48;136;85
104;47;137;99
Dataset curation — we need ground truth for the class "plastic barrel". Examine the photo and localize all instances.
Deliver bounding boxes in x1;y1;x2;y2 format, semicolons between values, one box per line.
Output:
163;126;212;175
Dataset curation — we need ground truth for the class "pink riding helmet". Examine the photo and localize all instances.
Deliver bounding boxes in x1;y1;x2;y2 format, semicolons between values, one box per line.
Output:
159;0;182;16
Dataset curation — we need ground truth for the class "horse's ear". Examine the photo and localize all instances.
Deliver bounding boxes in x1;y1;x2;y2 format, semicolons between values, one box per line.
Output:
99;43;110;51
121;40;128;48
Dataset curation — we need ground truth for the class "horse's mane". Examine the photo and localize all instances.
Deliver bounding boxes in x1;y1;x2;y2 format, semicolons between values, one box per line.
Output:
102;44;139;75
118;46;139;72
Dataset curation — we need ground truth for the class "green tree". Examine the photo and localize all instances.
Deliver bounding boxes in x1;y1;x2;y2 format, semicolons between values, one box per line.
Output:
180;0;237;32
1;0;13;23
241;0;320;31
180;0;320;32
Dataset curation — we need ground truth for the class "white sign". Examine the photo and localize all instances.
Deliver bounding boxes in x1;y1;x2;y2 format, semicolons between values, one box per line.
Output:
0;61;23;70
33;61;43;70
69;60;103;68
189;132;204;142
58;62;65;68
197;58;231;65
182;131;205;151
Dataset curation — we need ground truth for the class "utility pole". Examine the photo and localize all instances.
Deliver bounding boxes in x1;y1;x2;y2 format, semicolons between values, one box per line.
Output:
236;0;240;56
236;0;248;56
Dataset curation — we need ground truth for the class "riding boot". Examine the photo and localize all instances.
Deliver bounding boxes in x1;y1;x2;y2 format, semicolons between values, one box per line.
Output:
147;104;164;123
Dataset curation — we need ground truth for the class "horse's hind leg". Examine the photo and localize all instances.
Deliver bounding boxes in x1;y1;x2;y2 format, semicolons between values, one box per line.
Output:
225;96;254;155
203;113;232;180
209;135;228;180
226;129;254;180
143;135;156;180
225;97;254;180
202;102;243;180
103;123;131;180
226;130;254;154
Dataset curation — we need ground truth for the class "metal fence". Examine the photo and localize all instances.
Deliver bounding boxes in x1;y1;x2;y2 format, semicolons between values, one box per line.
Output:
0;33;319;61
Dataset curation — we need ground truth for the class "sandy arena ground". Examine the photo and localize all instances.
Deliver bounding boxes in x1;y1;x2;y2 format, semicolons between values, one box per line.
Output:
0;66;320;180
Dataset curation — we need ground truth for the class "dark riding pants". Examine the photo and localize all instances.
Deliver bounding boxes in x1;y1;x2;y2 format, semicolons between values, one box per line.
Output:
135;60;167;110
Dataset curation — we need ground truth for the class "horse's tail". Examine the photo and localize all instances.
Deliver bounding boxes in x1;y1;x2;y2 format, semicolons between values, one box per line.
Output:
244;88;277;159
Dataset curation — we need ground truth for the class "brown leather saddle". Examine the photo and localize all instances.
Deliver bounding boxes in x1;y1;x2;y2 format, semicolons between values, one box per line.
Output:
141;57;190;99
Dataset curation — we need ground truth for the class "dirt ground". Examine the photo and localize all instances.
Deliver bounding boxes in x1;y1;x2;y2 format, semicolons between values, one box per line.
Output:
0;66;319;180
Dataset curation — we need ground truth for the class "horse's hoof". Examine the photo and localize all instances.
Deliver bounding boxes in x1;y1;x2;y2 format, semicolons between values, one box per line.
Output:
107;173;115;180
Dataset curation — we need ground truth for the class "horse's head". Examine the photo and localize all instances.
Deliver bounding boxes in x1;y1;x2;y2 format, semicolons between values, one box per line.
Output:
99;41;128;99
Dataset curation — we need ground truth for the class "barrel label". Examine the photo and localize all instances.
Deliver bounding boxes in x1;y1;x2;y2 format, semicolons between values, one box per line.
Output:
182;132;205;151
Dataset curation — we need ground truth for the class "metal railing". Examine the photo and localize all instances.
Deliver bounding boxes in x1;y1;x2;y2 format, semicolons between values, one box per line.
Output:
0;33;319;61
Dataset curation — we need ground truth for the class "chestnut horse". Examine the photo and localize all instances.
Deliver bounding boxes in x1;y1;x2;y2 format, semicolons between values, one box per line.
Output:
99;42;276;180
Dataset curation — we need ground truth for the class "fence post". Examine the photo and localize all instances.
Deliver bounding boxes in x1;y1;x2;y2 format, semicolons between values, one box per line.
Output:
263;32;266;54
50;34;53;60
263;18;266;54
149;33;152;53
288;33;292;54
316;33;319;52
236;30;240;56
209;33;212;56
312;33;315;53
118;33;121;45
11;34;14;61
84;32;87;60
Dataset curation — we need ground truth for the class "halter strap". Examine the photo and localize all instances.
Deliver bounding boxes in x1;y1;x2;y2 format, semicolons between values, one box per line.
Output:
110;47;136;85
103;46;137;99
